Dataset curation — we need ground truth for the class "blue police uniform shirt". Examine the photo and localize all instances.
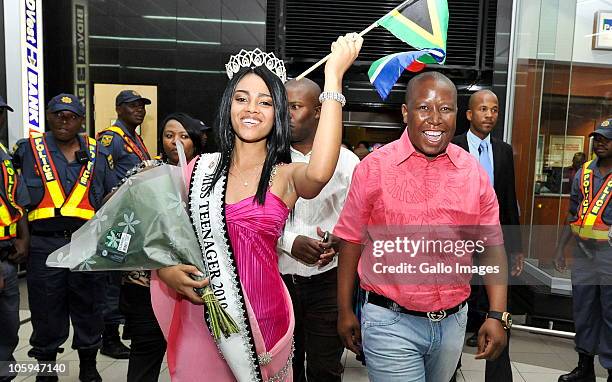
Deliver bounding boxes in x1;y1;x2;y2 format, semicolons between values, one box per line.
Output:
98;120;149;185
0;146;30;247
13;132;117;232
568;158;612;255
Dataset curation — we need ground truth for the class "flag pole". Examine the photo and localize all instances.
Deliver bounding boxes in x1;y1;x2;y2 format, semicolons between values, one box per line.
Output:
295;21;379;81
295;0;417;81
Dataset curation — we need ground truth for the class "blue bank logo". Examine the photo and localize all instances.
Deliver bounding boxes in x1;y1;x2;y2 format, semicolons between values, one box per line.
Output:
604;18;612;31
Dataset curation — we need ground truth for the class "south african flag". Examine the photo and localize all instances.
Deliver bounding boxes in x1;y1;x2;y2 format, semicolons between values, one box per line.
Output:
369;0;449;100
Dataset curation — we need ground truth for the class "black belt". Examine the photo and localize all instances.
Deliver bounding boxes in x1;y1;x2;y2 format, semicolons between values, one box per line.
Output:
367;292;466;322
283;267;337;284
31;229;76;239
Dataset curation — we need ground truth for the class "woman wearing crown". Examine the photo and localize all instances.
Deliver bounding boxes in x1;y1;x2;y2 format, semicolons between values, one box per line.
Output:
149;34;363;382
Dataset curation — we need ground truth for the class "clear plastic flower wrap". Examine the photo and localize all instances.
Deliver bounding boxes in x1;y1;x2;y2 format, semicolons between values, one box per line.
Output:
46;163;203;272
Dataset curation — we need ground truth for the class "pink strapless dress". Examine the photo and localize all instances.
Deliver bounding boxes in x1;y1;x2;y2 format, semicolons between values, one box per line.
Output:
150;159;294;382
226;192;290;349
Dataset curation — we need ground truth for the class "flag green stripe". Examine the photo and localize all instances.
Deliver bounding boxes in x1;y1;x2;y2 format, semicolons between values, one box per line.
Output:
417;54;439;64
368;52;403;81
379;15;445;50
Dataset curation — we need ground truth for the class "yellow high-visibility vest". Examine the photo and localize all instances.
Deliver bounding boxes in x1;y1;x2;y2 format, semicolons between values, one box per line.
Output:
27;132;97;221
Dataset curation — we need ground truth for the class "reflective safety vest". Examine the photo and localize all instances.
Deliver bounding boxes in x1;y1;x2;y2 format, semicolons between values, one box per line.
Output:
570;160;612;241
0;144;24;240
98;126;150;161
27;132;97;221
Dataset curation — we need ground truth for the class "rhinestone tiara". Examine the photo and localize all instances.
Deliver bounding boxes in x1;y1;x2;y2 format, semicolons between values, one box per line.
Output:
225;48;287;83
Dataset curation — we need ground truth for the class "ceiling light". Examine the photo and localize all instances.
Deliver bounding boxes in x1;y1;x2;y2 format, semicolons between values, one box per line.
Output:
142;15;264;25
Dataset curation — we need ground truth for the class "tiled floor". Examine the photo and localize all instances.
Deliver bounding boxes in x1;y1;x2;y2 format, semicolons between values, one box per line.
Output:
11;309;609;382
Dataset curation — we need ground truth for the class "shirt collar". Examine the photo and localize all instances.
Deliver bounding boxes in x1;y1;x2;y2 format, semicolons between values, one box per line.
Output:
113;119;136;138
396;128;462;168
591;158;612;178
290;145;311;157
44;132;86;155
467;129;491;147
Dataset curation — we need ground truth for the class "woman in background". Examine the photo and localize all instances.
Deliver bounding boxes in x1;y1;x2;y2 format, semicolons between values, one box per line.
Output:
120;112;202;382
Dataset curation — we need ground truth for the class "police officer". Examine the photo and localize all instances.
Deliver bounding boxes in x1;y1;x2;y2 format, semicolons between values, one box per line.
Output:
198;119;212;153
96;90;151;359
555;118;612;382
13;94;117;382
98;90;151;178
0;96;30;382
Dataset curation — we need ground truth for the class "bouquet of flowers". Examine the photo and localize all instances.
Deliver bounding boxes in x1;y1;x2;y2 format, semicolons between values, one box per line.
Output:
46;160;238;340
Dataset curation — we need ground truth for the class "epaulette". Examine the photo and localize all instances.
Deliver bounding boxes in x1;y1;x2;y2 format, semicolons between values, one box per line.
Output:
12;138;29;155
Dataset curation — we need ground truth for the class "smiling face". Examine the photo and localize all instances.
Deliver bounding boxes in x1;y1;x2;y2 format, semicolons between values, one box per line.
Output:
402;75;457;157
230;73;275;143
47;110;83;142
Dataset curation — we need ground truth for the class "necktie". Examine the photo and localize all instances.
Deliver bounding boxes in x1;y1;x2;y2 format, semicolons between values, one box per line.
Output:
478;141;494;185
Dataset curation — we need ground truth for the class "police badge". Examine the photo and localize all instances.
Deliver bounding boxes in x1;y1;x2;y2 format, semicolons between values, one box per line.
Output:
101;135;113;147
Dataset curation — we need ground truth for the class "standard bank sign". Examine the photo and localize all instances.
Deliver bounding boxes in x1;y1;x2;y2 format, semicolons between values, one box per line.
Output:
21;0;45;134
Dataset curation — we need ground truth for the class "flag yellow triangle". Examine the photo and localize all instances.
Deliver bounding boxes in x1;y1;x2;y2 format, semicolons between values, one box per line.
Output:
392;0;444;48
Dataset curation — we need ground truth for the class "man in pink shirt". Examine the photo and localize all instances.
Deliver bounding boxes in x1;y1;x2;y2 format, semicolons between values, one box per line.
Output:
335;72;509;382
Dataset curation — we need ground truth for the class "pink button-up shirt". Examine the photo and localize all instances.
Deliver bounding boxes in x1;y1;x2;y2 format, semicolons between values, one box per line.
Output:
334;130;503;312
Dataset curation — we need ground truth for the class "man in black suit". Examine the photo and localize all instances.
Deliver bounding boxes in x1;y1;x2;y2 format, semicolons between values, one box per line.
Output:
451;89;524;382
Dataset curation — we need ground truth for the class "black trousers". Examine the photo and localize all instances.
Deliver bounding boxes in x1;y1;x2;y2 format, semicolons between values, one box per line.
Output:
282;268;344;382
0;260;19;382
27;235;105;357
103;271;124;325
119;283;167;382
571;255;612;369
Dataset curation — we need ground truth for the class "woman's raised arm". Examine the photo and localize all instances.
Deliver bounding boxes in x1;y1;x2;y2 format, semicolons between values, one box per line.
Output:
291;34;363;199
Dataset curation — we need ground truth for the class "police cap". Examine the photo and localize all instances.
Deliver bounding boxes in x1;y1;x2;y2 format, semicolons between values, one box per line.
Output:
116;90;152;106
197;119;211;133
589;118;612;140
0;95;13;112
47;93;85;116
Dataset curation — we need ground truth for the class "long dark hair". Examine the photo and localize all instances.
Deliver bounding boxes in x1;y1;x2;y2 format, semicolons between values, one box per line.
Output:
211;65;291;205
159;112;203;162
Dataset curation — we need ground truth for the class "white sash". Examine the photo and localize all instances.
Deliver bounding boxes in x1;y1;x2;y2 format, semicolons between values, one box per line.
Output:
189;153;262;382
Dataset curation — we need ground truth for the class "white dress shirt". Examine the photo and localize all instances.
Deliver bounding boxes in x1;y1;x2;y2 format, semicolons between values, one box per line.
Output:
278;146;360;276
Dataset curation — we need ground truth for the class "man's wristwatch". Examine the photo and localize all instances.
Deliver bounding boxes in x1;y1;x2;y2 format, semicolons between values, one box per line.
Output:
487;311;512;330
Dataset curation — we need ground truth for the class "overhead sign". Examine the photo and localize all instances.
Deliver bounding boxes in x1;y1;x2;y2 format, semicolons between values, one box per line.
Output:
73;0;89;132
593;11;612;50
21;0;45;135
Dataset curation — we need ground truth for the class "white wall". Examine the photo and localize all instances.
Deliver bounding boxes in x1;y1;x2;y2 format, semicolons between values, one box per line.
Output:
515;0;577;61
515;0;612;65
515;0;544;59
572;0;612;65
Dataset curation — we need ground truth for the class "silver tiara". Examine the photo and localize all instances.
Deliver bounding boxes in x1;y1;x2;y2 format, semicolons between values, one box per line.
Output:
225;48;287;83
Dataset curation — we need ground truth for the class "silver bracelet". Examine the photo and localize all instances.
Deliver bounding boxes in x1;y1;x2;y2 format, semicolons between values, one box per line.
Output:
319;91;346;107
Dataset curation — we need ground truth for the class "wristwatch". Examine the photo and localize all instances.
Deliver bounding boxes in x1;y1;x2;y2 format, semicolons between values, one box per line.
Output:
487;311;512;330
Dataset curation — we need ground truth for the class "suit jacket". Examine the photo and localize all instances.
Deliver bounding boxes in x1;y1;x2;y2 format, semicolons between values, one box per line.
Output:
452;133;523;254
